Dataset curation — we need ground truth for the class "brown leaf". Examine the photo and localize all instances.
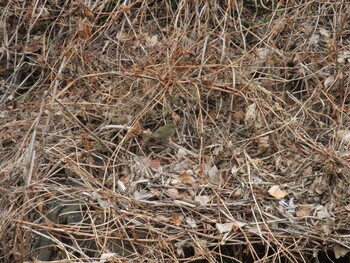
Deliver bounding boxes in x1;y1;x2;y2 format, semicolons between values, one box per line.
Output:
296;205;312;217
232;188;243;198
208;165;224;186
150;159;161;171
128;121;142;137
170;213;183;226
81;3;94;18
268;185;288;199
154;215;168;222
194;195;209;206
78;21;92;39
344;204;350;212
333;245;350;259
172;111;181;124
166;188;179;198
216;222;233;234
178;172;195;184
145;34;158;47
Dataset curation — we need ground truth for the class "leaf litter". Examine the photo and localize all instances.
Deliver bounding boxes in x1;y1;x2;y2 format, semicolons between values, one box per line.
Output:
1;1;350;262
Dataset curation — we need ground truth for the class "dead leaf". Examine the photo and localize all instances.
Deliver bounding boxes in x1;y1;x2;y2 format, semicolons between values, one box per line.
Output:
99;253;117;262
310;175;328;194
117;180;126;192
116;31;129;41
177;148;187;161
314;205;331;219
170;178;183;186
203;155;214;170
195;195;209;206
319;28;330;38
336;130;350;147
320;219;334;236
344;204;350;212
245;103;256;128
97;197;109;210
81;3;94;18
337;50;350;63
268;185;288;199
128;121;142;137
216;222;233;234
231;165;239;176
324;75;335;88
208;165;224;186
186;217;197;228
170;213;183;226
172;111;181;124
154;215;169;222
166;188;179;198
146;34;158;47
208;165;218;178
233;220;247;228
309;34;320;45
78;20;92;39
178;171;195;184
24;35;43;52
232;188;243;198
150;159;161;171
258;135;269;149
232;109;245;124
175;241;185;257
194;239;208;256
134;190;153;200
333;244;350;259
172;160;191;171
256;47;274;61
296;205;312;217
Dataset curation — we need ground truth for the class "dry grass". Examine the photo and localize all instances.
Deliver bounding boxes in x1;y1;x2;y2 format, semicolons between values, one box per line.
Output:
1;0;350;262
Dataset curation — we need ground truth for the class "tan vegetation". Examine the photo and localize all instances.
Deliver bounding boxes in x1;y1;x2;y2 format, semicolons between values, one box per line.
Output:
1;0;350;262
